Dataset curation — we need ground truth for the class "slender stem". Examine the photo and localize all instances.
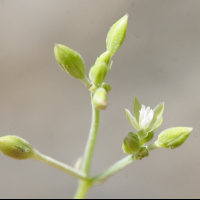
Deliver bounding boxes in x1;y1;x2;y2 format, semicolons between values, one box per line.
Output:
81;77;92;89
74;102;100;199
81;102;100;176
146;141;159;151
33;151;87;181
74;180;92;199
92;155;135;184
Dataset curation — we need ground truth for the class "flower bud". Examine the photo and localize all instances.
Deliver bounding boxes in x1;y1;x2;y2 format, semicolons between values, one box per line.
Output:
140;131;154;146
95;51;111;66
138;147;149;160
89;62;107;85
0;136;35;160
122;132;141;155
92;87;108;110
157;127;192;149
106;14;128;56
54;44;86;80
101;82;112;93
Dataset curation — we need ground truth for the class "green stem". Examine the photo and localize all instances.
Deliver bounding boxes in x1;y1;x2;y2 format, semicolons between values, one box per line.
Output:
81;102;100;176
74;180;92;199
146;141;159;151
33;151;87;181
81;77;92;89
92;155;135;184
74;102;100;199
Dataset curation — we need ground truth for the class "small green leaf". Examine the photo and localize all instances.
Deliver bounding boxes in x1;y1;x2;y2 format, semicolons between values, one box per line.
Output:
106;14;128;56
157;127;192;149
125;109;140;130
133;96;142;124
147;102;164;132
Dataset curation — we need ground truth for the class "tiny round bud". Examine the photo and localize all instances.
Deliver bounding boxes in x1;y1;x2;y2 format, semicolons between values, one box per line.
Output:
122;132;141;155
92;87;108;110
0;136;35;160
101;82;112;93
54;44;86;80
89;62;107;85
138;147;149;160
157;127;192;149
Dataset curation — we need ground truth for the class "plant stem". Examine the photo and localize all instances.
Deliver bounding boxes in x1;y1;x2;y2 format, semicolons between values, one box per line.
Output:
146;141;159;151
92;155;135;184
81;77;92;89
74;101;100;199
81;102;100;176
74;180;92;199
33;151;87;181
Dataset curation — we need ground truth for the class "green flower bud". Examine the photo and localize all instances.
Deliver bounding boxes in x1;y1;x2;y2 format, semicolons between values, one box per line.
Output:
54;44;86;80
138;147;149;160
92;87;108;110
157;127;192;149
101;82;112;93
89;62;107;85
140;131;154;146
95;51;111;66
0;136;35;160
122;132;141;155
106;14;128;56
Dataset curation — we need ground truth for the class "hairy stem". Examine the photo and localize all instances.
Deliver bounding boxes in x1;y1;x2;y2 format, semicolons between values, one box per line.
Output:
92;155;135;184
33;151;87;181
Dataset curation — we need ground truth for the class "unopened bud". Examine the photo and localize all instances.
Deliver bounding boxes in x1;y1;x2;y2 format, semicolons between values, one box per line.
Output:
106;14;128;56
138;147;149;160
101;82;112;93
122;132;141;155
157;127;192;149
54;44;86;80
0;136;35;160
92;87;108;110
89;62;107;85
95;51;111;66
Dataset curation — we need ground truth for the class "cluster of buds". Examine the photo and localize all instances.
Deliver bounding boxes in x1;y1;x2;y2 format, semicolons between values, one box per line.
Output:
54;15;128;110
123;96;192;160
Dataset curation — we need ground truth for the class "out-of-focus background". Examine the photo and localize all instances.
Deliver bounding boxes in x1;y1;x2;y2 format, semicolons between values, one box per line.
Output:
0;0;200;198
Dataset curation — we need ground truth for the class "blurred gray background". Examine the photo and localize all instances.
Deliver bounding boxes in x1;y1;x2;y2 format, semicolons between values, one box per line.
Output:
0;0;200;198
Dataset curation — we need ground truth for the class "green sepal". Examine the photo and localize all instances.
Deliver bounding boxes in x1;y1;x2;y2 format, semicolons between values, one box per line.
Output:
138;129;148;139
122;132;141;155
54;44;86;80
140;131;154;146
147;102;164;132
157;127;192;149
133;96;142;124
125;109;140;130
106;14;128;56
0;135;35;160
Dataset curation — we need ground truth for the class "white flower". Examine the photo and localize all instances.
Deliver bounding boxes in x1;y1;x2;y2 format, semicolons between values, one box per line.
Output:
139;105;154;130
